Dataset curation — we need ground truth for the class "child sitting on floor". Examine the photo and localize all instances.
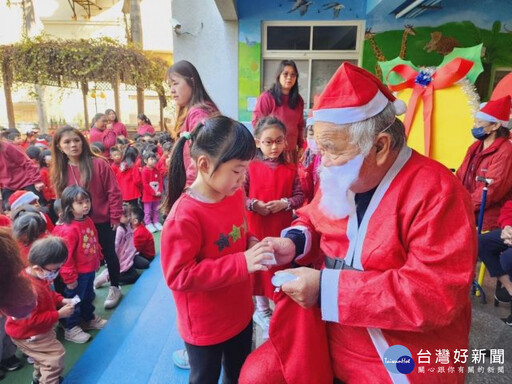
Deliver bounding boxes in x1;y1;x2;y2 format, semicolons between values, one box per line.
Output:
130;206;155;262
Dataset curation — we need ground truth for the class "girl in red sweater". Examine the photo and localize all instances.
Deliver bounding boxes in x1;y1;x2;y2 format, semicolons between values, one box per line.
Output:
245;116;304;339
161;116;275;383
113;146;142;208
141;151;163;233
53;185;107;344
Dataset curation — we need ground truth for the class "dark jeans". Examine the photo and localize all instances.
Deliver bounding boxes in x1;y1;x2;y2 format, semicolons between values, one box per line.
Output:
478;229;512;280
94;222;120;287
134;254;150;269
185;320;253;384
64;272;95;329
119;265;139;285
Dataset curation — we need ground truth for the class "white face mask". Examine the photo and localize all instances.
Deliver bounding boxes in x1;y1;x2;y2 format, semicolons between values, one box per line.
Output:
318;154;365;219
306;138;319;153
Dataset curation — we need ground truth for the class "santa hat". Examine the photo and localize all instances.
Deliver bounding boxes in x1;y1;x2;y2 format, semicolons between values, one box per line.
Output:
306;110;314;127
8;190;39;211
475;96;511;126
313;62;407;125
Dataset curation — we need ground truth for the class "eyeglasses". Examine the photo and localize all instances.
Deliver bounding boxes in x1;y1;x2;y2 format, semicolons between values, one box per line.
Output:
281;72;297;79
258;138;286;147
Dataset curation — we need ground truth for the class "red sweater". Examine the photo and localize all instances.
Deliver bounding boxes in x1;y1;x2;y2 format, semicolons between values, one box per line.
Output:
5;272;63;339
0;141;41;190
89;127;117;157
112;163;142;201
0;214;10;227
112;121;127;137
141;166;163;203
252;91;305;150
456;137;512;231
53;218;102;284
40;167;56;201
161;189;253;346
66;157;123;225
133;224;155;259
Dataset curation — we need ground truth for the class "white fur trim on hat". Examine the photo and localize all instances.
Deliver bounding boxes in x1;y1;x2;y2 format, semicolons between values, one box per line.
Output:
313;91;389;125
475;111;507;126
11;191;39;211
393;99;407;116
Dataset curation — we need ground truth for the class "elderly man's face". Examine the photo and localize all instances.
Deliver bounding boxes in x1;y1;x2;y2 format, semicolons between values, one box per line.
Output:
314;121;381;194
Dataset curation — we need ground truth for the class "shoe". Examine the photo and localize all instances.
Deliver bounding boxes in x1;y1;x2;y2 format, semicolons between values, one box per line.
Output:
64;326;91;343
82;315;107;330
154;222;163;231
503;315;512;326
253;309;272;339
146;223;156;233
495;282;512;303
94;269;110;289
1;355;22;371
172;349;190;370
104;286;122;309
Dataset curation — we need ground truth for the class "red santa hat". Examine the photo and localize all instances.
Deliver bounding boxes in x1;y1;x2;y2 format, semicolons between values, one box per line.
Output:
475;96;511;126
313;62;407;125
8;190;39;211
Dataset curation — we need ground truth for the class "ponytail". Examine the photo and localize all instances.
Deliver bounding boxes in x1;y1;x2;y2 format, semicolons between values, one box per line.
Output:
162;134;189;213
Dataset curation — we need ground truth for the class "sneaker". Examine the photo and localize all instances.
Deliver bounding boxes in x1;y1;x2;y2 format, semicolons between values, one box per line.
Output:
253;309;272;339
1;355;22;371
104;286;122;309
172;349;190;370
64;326;91;343
495;282;511;303
503;315;512;326
94;269;110;289
154;222;163;231
82;315;107;330
146;223;156;233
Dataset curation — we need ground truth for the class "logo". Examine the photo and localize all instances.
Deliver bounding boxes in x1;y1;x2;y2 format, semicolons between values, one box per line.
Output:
383;345;415;375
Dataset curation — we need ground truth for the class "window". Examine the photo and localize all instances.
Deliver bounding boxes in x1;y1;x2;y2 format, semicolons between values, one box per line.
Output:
262;21;364;109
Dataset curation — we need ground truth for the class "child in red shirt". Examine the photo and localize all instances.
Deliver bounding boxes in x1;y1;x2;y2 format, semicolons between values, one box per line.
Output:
130;206;155;261
5;236;75;384
52;185;106;344
161;116;274;383
112;146;142;207
141;152;162;233
245;116;304;339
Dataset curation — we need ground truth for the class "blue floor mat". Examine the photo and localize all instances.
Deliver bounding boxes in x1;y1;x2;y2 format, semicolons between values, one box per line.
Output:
64;255;189;384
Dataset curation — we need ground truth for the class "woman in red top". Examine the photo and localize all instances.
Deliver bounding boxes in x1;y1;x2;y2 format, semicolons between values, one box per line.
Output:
161;116;274;384
166;60;220;186
456;96;512;231
51;126;123;310
105;108;128;138
252;60;305;164
137;113;155;135
89;113;117;158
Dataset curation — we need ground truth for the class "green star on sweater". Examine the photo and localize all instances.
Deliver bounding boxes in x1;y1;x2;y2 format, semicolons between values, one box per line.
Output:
229;225;242;242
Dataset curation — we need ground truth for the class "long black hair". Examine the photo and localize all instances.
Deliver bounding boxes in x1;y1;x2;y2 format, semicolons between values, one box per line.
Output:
269;60;301;109
60;185;92;224
162;116;256;213
121;146;139;168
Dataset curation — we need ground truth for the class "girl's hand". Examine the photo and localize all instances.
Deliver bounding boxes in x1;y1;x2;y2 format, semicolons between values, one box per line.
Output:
66;281;78;290
244;241;275;273
253;201;270;216
155;192;162;197
61;298;74;305
58;304;75;319
266;200;288;213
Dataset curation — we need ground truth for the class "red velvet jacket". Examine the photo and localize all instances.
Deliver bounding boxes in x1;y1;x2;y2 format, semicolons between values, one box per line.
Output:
456;137;512;231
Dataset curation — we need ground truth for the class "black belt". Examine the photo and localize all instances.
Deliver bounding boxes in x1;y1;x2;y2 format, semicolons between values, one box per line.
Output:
324;256;359;271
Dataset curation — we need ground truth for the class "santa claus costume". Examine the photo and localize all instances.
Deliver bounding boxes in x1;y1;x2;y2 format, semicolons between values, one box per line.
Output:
240;63;477;384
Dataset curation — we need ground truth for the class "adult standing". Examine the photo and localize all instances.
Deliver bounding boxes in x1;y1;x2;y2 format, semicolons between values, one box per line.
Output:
51;126;123;309
0;139;44;212
137;114;155;135
456;96;512;231
241;63;477;383
89;113;117;158
105;109;128;138
252;60;305;164
166;60;220;186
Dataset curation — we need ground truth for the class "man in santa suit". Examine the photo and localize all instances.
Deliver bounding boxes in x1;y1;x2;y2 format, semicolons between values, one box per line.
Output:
240;63;477;383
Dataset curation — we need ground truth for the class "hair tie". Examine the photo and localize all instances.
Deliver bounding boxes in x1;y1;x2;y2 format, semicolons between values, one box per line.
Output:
181;132;192;140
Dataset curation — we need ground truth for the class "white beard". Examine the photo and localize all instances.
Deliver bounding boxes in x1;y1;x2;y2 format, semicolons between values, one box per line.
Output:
319;154;365;219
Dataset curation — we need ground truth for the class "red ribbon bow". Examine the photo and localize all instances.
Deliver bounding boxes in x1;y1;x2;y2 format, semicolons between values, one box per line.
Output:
386;58;474;156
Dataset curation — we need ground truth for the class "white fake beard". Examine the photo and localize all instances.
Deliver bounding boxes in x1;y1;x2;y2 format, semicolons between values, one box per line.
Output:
319;154;365;219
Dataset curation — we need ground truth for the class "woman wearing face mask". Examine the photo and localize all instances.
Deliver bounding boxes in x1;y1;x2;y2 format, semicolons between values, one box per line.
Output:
456;95;512;231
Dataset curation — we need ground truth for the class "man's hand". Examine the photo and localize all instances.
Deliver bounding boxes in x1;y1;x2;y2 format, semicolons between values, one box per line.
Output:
263;237;296;265
280;267;321;308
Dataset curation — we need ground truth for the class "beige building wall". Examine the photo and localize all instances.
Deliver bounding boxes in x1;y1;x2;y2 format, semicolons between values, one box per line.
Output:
0;0;173;131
